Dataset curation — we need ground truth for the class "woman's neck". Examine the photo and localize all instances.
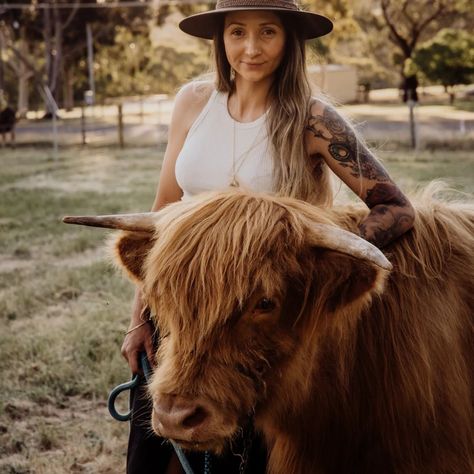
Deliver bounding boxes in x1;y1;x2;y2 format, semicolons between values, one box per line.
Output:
228;77;273;123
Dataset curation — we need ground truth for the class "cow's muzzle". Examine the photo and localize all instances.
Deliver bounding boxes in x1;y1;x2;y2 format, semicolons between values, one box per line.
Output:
152;394;233;450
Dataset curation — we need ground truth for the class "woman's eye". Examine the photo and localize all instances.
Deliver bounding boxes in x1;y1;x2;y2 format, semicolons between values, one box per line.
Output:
231;28;244;37
262;29;276;36
254;298;276;313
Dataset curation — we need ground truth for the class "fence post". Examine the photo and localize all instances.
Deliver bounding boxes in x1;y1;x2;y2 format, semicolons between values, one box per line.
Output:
139;95;144;124
408;100;417;150
118;104;124;148
81;105;86;145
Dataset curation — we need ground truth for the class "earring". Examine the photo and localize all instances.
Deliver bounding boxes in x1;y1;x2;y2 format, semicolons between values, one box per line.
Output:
230;67;235;81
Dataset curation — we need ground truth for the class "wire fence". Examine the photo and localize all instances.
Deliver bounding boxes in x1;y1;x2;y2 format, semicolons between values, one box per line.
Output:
4;92;474;151
10;95;173;149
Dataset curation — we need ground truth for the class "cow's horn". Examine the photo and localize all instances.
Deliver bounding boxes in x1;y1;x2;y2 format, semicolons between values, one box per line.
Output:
310;224;392;270
62;213;157;232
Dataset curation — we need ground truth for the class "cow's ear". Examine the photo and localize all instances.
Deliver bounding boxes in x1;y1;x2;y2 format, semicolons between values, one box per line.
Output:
113;231;155;283
311;248;387;313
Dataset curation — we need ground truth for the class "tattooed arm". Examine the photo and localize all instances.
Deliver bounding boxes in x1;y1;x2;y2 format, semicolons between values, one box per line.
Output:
305;101;415;248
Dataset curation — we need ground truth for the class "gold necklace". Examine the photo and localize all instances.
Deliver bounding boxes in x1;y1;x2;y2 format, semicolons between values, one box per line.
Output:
230;117;266;188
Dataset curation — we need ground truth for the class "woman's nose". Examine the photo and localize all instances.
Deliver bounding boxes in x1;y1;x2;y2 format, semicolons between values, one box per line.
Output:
245;36;261;57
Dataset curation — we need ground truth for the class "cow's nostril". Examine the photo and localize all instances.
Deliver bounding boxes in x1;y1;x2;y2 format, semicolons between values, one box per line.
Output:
182;406;208;429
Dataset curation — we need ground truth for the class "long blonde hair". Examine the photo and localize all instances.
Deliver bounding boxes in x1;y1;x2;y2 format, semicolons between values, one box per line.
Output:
213;14;333;206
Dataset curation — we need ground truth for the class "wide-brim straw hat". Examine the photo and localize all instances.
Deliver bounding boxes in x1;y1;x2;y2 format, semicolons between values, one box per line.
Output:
179;0;333;40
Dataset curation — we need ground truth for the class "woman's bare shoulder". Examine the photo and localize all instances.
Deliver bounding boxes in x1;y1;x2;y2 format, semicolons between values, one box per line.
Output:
308;95;331;117
174;80;215;125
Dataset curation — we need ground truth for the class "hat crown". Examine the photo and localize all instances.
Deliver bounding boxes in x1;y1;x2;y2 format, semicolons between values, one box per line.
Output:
216;0;299;10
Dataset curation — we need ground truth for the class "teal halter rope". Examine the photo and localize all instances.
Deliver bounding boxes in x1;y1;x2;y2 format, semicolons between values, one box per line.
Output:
107;352;211;474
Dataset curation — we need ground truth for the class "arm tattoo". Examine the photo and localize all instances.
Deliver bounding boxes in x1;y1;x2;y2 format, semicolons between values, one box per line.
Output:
364;182;408;208
358;183;414;248
307;106;415;248
309;152;325;179
306;107;390;181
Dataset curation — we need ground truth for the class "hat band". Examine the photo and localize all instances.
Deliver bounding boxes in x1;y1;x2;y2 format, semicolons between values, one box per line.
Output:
216;0;299;11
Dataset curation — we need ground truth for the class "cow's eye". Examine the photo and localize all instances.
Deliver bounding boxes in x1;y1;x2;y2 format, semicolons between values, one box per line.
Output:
254;298;275;313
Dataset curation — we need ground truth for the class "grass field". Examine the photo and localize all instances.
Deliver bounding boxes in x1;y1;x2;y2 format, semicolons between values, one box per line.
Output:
0;145;473;473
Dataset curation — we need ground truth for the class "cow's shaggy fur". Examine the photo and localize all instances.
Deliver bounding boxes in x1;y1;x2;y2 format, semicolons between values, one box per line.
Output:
115;187;474;474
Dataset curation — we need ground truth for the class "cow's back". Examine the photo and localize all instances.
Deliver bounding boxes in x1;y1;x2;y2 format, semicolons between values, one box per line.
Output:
317;199;474;473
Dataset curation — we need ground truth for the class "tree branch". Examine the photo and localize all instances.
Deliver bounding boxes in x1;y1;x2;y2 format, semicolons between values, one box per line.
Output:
5;59;34;81
417;2;446;34
63;0;80;30
4;40;46;98
409;2;446;51
400;1;416;28
380;0;411;58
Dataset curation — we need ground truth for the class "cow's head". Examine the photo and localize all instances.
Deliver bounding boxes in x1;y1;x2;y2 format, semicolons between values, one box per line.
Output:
64;190;391;453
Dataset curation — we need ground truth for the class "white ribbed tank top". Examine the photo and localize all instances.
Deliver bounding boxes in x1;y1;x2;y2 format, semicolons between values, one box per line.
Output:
175;90;274;200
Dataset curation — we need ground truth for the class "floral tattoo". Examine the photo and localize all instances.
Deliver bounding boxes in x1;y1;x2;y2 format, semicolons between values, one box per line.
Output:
306;107;390;182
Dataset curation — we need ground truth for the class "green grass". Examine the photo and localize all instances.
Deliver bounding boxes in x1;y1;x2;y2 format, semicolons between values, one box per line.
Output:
0;147;159;473
0;144;472;473
454;99;474;113
379;149;474;194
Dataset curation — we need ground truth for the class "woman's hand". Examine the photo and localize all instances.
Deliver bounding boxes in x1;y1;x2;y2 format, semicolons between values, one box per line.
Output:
121;319;155;374
122;290;156;374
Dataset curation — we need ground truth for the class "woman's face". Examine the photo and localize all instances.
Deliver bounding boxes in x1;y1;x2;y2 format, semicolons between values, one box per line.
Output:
223;10;286;85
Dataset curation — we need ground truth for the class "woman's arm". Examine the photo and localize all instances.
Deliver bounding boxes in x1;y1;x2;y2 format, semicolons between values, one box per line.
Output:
305;101;415;249
122;82;213;373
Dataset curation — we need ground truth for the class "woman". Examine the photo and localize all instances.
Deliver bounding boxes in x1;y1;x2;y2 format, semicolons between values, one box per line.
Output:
122;1;415;472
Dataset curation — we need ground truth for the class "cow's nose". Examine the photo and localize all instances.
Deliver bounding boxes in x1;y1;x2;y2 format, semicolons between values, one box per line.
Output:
153;394;210;438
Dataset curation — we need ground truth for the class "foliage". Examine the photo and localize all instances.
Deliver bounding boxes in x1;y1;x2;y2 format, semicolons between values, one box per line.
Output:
95;24;210;97
2;0;472;109
0;0;157;111
304;0;360;63
357;0;472;82
413;29;474;88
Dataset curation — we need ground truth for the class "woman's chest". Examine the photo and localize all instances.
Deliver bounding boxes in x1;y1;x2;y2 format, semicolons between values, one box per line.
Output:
176;112;274;199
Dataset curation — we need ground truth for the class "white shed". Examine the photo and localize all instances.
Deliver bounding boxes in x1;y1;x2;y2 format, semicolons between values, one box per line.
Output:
308;64;358;104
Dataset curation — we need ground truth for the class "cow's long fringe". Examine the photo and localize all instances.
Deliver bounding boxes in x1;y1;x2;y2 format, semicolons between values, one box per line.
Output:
142;190;335;345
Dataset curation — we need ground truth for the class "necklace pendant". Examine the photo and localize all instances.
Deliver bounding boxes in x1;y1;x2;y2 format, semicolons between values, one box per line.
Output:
230;176;239;188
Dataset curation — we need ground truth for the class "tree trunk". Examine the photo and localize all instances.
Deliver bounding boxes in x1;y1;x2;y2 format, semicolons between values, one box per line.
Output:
0;30;4;96
17;31;30;117
51;6;62;98
44;7;52;86
449;88;455;105
63;65;74;111
43;6;54;115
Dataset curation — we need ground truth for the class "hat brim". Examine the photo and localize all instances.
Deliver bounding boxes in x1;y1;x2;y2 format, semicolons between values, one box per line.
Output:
179;8;333;40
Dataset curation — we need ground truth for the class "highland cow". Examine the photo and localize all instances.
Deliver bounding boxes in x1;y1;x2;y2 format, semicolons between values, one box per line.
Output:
64;188;474;473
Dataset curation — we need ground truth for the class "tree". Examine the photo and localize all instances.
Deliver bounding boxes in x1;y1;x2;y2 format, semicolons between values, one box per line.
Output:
352;1;402;88
61;1;153;108
0;1;42;115
94;21;209;97
303;0;359;63
377;0;470;75
413;29;474;103
0;0;157;115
